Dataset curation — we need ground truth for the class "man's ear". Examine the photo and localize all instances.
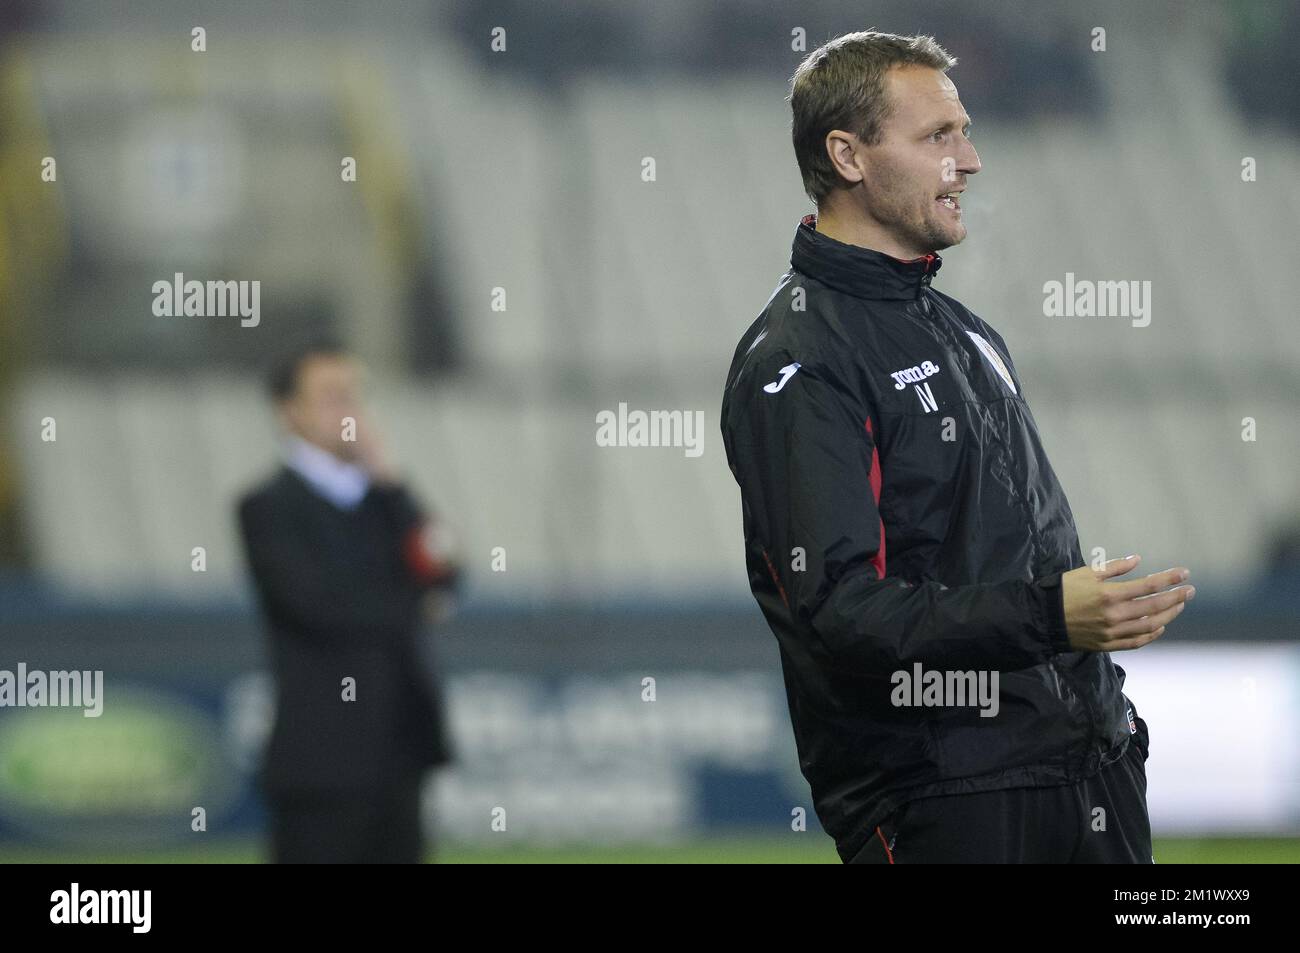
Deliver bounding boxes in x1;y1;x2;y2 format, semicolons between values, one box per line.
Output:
275;401;297;434
824;129;866;187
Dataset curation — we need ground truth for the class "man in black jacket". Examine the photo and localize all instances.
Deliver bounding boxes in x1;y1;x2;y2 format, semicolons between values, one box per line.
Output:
720;31;1195;863
238;341;459;863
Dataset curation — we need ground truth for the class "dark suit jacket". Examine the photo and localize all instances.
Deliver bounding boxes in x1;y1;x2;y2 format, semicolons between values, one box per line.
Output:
237;466;457;796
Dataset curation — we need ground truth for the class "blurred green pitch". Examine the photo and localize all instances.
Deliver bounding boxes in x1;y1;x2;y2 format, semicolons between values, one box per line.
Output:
2;837;1297;864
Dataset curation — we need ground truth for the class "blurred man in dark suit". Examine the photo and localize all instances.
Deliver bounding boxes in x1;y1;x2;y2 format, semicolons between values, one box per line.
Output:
237;340;459;863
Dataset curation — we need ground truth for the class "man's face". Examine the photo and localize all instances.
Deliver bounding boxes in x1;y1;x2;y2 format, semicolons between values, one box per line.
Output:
852;65;980;256
279;354;364;460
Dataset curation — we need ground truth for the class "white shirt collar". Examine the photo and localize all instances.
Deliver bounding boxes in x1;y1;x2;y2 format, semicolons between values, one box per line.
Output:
282;435;371;510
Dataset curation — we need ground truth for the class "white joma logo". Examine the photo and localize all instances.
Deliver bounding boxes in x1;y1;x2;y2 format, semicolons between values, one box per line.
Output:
889;360;940;390
763;363;800;393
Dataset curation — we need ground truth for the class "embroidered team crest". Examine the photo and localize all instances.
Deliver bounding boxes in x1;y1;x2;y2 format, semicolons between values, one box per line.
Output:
1127;706;1137;734
964;330;1018;395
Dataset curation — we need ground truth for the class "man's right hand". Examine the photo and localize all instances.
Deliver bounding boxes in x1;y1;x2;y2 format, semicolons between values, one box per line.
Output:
1061;555;1194;652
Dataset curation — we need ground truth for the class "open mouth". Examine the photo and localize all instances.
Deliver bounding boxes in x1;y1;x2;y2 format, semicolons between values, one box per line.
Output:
937;191;962;211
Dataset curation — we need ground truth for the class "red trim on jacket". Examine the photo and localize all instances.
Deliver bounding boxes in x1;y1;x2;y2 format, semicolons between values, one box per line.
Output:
865;418;887;580
875;825;896;864
761;547;790;611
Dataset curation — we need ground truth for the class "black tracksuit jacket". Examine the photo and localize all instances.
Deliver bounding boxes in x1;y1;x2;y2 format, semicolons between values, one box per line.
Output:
720;214;1149;862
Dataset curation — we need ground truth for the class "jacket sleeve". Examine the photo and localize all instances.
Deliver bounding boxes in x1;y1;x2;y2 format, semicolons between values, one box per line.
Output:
976;320;1026;398
730;351;1072;675
238;491;419;643
371;482;461;592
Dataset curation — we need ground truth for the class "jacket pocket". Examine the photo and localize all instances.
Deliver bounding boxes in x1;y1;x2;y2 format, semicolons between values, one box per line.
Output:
878;799;917;860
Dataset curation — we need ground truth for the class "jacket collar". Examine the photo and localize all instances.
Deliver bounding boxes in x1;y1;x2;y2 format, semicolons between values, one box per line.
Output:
282;435;370;510
791;213;941;301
